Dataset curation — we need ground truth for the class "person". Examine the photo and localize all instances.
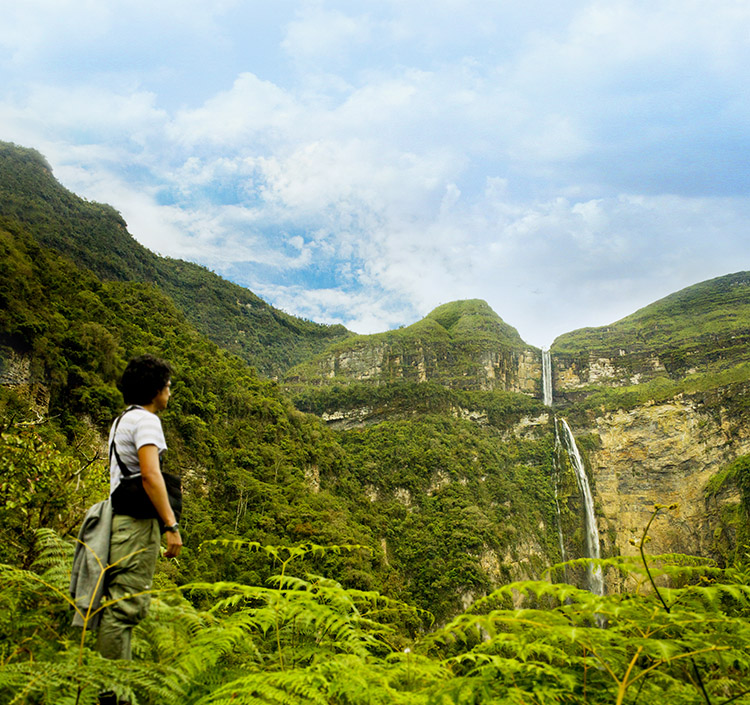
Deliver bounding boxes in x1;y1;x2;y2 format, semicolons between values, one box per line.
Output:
95;354;182;671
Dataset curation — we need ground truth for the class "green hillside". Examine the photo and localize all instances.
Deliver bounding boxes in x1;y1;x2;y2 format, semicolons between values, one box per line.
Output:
0;216;372;583
552;271;750;375
0;174;559;622
0;142;350;377
285;298;534;392
425;299;527;347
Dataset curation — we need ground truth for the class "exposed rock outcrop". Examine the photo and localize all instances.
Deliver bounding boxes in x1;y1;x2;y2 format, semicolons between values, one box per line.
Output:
0;348;49;412
566;388;749;571
286;300;542;394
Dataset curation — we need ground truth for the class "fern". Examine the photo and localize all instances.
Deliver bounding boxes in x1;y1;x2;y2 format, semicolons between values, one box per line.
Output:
2;531;750;705
424;552;750;704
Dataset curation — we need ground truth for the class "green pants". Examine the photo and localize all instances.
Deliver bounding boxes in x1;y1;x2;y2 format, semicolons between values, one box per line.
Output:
95;514;160;660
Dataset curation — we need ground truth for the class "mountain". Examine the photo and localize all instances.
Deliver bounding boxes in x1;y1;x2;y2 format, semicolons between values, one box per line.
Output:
0;142;351;378
282;274;750;589
551;271;750;392
285;298;540;395
1;141;748;621
532;273;750;576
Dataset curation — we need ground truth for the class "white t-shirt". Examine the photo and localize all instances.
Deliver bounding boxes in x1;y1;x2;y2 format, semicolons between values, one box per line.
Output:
108;406;167;495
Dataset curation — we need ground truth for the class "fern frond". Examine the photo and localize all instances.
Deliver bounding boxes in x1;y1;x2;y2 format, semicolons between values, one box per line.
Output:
193;668;330;705
30;528;74;587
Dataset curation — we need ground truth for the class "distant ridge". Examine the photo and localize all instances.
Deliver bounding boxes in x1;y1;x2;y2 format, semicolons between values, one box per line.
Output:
552;271;750;376
285;298;537;393
0;142;351;377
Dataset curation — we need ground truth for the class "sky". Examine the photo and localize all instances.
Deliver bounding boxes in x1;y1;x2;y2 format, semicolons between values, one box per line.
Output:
1;0;749;347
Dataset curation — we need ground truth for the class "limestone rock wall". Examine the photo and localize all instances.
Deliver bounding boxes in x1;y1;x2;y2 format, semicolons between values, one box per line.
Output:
290;343;541;394
574;393;749;568
0;348;49;412
552;350;667;393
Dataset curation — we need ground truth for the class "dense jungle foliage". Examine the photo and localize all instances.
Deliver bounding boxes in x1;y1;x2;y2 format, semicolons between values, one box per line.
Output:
0;215;366;579
3;141;750;702
0;142;351;378
291;380;543;427
1;519;749;704
0;202;560;621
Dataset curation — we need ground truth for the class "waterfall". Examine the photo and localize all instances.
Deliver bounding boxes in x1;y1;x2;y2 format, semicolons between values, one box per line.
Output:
542;348;603;593
542;348;553;407
552;464;568;577
557;418;604;595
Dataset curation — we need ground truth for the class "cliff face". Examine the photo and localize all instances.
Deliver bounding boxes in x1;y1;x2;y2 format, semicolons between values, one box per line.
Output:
285;300;541;394
552;351;667;392
289;340;540;393
540;273;750;574
550;271;750;395
579;388;749;564
0;348;49;413
288;278;750;587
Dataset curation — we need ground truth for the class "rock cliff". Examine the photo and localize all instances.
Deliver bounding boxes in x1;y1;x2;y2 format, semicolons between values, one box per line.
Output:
288;275;750;587
0;347;49;412
565;386;749;570
550;271;750;396
285;299;540;394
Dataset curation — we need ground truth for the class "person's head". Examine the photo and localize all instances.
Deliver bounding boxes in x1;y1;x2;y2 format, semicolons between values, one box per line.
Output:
119;354;173;406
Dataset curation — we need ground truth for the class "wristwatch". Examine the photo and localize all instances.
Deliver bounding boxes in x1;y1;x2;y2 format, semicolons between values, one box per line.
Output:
165;522;180;533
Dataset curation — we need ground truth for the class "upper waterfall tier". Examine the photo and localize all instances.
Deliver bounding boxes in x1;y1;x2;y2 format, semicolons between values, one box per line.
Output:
542;349;553;406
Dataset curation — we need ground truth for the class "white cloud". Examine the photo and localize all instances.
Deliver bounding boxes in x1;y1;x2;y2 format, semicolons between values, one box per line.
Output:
29;85;166;136
281;6;374;63
169;73;298;147
2;0;750;350
253;281;415;335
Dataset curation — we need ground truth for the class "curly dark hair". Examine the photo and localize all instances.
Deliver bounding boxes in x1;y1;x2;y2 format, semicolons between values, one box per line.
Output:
119;354;173;405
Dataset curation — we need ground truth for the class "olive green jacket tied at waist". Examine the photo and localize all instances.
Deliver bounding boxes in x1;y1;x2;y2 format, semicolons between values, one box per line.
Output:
69;498;113;629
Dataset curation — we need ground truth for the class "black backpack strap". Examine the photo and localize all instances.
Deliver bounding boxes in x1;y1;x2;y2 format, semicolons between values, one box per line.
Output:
109;407;139;478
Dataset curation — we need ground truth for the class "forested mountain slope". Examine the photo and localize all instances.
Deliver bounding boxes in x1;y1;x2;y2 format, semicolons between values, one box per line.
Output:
0;216;376;587
285;298;540;395
0;211;560;620
0;142;350;378
550;271;750;394
0;149;561;622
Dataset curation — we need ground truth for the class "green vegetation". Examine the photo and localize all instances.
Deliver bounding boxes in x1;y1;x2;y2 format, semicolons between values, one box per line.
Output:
292;380;544;428
285;299;533;391
705;454;750;564
0;216;377;591
0;141;351;378
552;271;750;380
2;514;749;704
425;299;526;348
0;201;559;623
4;140;750;703
0;413;108;567
333;416;558;621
